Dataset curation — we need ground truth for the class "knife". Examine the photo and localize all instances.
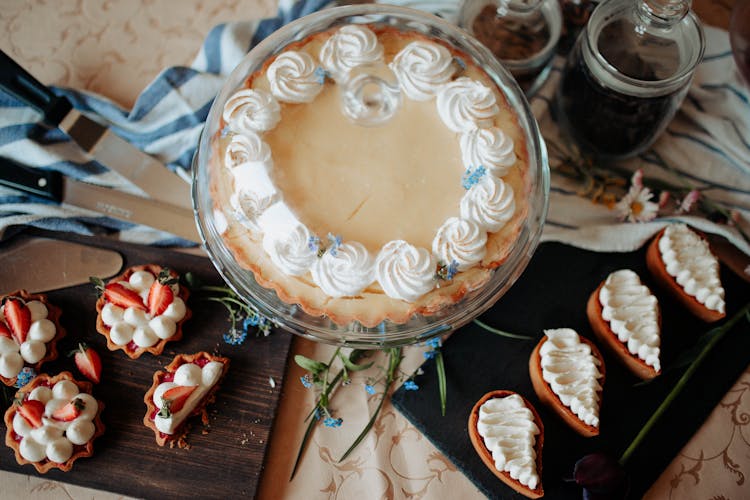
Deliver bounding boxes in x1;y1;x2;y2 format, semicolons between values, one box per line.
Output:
0;157;201;243
0;237;123;295
0;49;192;210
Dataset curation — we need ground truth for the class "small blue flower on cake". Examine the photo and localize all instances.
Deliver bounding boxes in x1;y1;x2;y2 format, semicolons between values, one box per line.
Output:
462;165;487;190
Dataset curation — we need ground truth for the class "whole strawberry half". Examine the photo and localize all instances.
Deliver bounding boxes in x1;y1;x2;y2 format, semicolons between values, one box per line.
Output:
70;343;102;384
52;398;86;422
17;399;45;428
158;385;196;418
4;299;31;344
147;268;178;316
104;282;146;311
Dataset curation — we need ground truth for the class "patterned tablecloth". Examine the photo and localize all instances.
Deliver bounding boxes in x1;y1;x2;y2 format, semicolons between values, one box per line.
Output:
1;1;748;499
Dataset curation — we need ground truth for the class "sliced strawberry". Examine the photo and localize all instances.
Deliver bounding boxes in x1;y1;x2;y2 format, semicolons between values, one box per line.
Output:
17;399;45;428
161;385;196;414
0;322;11;339
147;281;174;316
70;343;102;384
4;299;31;344
104;282;146;311
52;398;86;422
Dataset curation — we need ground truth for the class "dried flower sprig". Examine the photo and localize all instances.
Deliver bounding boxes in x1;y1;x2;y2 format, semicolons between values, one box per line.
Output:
290;348;374;480
546;141;749;245
183;272;273;345
462;165;487;189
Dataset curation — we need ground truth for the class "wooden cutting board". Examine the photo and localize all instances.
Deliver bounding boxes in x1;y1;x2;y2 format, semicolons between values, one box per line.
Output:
0;229;294;498
392;242;750;499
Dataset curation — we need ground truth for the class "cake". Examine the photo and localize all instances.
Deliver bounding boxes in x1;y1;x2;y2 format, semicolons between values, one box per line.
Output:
0;290;66;387
143;352;230;447
210;23;531;327
468;390;544;498
94;264;191;359
646;223;726;323
587;269;661;380
3;371;104;473
529;328;604;437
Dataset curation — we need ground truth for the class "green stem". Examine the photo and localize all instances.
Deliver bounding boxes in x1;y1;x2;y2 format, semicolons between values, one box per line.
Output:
289;412;319;481
473;319;534;340
619;301;750;466
338;348;403;462
436;350;447;417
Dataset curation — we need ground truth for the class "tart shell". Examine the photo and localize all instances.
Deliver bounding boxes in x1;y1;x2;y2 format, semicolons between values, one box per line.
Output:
468;390;544;499
3;371;105;473
143;352;230;447
646;229;726;323
529;334;605;437
0;290;66;387
586;281;660;380
95;264;192;359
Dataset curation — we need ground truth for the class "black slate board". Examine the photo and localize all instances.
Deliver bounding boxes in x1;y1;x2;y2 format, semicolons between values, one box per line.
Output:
0;229;294;499
392;242;750;499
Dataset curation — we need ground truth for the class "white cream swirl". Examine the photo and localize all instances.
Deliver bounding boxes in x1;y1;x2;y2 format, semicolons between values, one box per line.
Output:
540;328;602;428
268;51;324;103
374;240;436;302
599;269;661;371
477;394;540;490
432;217;487;270
222;88;281;134
319;25;384;80
436;77;499;133
389;41;455;101
224;132;271;170
311;242;374;297
658;223;725;314
460;175;515;232
262;224;317;277
460;127;516;176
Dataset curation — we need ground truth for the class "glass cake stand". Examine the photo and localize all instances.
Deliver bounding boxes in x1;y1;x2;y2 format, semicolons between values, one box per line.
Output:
192;4;550;348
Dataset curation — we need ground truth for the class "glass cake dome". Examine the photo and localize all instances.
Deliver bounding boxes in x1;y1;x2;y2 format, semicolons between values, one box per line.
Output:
192;4;550;348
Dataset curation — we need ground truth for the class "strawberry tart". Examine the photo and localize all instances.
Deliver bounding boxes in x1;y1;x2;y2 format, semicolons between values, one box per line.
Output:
143;352;230;447
0;290;66;387
94;265;191;359
3;371;104;473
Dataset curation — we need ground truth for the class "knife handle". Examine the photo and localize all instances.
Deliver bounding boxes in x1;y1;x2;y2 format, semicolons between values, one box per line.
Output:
0;157;63;203
0;50;73;127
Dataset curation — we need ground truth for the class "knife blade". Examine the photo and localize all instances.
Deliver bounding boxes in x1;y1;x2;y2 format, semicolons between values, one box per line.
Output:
0;156;201;243
0;237;123;295
0;49;192;210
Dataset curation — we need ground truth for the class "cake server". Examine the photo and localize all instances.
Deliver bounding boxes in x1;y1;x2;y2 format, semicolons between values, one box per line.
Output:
0;49;192;210
0;156;201;243
0;237;123;295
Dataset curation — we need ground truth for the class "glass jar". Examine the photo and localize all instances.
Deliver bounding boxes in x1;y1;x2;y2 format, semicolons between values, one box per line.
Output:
555;0;705;161
459;0;562;95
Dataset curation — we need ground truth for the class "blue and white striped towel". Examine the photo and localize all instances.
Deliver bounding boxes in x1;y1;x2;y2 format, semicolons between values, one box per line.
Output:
1;0;748;256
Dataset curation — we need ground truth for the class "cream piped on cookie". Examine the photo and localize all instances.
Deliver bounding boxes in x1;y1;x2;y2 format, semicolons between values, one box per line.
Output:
599;269;660;372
